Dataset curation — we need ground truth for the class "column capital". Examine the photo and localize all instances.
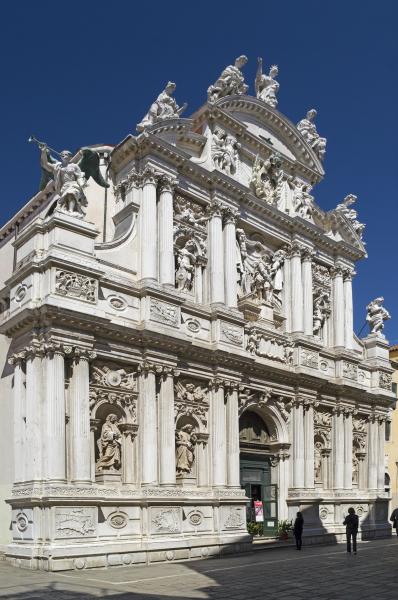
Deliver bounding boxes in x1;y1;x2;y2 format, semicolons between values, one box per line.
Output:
330;265;344;278
301;247;316;262
141;165;161;185
158;173;178;193
155;364;177;380
222;206;239;225
8;350;27;366
206;200;224;218
343;268;356;282
119;422;139;439
43;342;72;358
208;377;225;391
290;242;304;258
73;347;96;362
25;342;45;360
223;379;239;393
137;360;157;375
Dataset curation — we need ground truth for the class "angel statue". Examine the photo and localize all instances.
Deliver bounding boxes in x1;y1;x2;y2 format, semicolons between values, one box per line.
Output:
366;297;391;335
30;136;109;219
207;56;248;102
296;109;327;160
137;81;187;132
335;194;365;240
255;58;279;108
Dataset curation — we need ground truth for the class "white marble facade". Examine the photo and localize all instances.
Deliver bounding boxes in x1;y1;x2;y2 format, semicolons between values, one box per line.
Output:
0;57;394;571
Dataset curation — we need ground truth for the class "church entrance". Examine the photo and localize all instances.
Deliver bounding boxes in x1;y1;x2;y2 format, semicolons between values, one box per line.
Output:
239;410;278;536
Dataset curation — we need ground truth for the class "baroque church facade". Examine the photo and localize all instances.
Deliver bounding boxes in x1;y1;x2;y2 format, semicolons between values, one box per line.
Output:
0;56;394;571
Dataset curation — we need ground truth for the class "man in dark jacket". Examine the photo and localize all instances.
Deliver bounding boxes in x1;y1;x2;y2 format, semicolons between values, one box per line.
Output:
343;507;359;554
293;512;304;550
390;508;398;536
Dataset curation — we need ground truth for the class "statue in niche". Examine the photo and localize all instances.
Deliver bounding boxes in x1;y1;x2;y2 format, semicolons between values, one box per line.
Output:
175;240;196;292
335;194;365;239
269;249;285;312
250;153;283;206
175;424;197;476
211;128;240;175
255;58;279;108
313;288;331;336
293;180;314;221
207;55;248;101
137;81;187;132
352;456;359;485
96;414;122;472
366;297;391;334
314;442;323;483
296;109;327;160
30;137;109;218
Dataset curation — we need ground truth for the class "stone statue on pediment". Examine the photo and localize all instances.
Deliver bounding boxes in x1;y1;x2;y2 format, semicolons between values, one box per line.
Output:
137;81;187;132
366;297;390;335
207;56;248;102
335;194;365;240
255;58;279;108
297;109;327;160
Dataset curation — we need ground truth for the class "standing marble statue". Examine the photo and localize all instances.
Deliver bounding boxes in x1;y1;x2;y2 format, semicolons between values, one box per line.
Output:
207;56;248;101
211;128;240;175
313;289;330;336
255;58;279;108
175;241;196;292
366;297;391;334
335;194;365;239
175;424;197;475
250;153;283;205
296;109;327;160
137;82;187;132
269;249;285;311
293;180;314;221
96;414;122;472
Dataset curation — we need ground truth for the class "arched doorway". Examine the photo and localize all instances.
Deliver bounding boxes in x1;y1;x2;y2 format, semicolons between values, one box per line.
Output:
239;410;278;536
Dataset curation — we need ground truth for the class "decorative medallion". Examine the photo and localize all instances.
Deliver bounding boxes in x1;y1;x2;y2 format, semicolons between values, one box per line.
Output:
319;359;329;372
188;510;204;527
15;285;27;303
319;507;329;520
107;295;127;311
108;511;127;529
105;370;123;388
165;550;175;561
74;558;86;570
186;318;201;333
16;512;28;532
122;553;133;565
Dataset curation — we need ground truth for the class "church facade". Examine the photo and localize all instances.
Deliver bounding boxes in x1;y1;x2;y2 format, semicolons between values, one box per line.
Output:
0;56;394;571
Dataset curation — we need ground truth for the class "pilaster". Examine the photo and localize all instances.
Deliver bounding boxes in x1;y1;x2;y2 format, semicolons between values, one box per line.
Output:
8;352;26;483
208;201;225;305
291;244;303;333
138;361;158;485
302;248;314;336
225;381;240;487
25;343;44;481
158;175;177;287
223;208;238;308
157;365;176;486
331;265;345;348
332;405;344;489
343;408;353;489
140;167;159;283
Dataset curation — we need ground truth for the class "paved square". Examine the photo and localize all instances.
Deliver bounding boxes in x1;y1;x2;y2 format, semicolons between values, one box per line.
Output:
1;538;398;600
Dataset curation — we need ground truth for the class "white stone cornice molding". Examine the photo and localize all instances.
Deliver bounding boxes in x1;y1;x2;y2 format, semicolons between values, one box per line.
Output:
158;173;178;193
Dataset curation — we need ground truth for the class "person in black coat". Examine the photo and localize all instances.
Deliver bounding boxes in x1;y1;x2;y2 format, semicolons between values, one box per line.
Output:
390;508;398;536
343;507;359;554
293;512;304;550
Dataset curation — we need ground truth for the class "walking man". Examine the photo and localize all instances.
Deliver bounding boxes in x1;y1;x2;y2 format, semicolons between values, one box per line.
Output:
390;507;398;536
343;507;359;554
293;511;304;550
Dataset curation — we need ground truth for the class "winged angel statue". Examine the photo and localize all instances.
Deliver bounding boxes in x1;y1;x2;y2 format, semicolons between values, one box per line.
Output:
30;136;109;218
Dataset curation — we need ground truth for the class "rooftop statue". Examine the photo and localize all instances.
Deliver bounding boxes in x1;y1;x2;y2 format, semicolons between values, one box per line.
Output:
335;194;365;240
255;57;279;108
137;81;187;132
366;297;391;335
207;56;248;102
296;109;327;160
29;136;109;219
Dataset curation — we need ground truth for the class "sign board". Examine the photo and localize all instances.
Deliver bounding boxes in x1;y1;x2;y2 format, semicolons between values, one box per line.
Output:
254;500;264;522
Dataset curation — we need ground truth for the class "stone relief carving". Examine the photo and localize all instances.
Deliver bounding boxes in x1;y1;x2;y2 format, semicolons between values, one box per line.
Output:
335;194;365;240
343;361;358;380
185;318;201;333
250;153;284;206
211;128;240;175
15;285;27;303
207;56;248;101
137;82;187;131
175;424;197;476
15;512;29;533
152;508;181;533
312;264;331;289
255;57;279;108
238;386;272;416
174;380;209;430
366;297;391;334
90;363;137;423
188;510;204;527
108;511;128;529
96;414;122;472
220;323;244;346
92;365;135;390
55;270;97;303
379;372;392;390
293;179;314;221
296;109;327;160
107;295;128;311
55;508;95;538
224;507;245;528
246;329;294;364
150;298;179;327
301;349;319;369
314;441;323;483
174;195;208;234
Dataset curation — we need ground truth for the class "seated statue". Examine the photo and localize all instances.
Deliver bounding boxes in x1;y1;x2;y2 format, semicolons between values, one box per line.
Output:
137;82;187;132
207;56;248;102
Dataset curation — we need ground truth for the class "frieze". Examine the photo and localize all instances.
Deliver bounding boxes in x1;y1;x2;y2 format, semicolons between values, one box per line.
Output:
55;269;97;303
149;298;179;327
220;322;244;347
343;361;358;381
151;507;181;534
300;349;319;369
223;507;245;528
379;372;392;391
246;330;294;365
55;507;96;538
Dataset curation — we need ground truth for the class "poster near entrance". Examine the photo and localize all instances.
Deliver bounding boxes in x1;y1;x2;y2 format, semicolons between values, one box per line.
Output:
240;456;278;536
254;500;264;522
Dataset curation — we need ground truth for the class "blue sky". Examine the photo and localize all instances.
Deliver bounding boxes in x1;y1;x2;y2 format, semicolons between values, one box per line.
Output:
0;0;397;341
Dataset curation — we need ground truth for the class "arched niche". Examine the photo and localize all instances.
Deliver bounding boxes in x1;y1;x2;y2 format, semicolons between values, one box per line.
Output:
239;410;271;445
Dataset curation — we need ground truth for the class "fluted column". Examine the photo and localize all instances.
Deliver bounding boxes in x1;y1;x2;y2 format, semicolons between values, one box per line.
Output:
90;419;101;482
25;344;44;481
119;425;138;484
139;362;157;485
332;266;345;348
158;175;177;287
283;247;292;333
45;344;69;482
302;249;314;336
377;416;386;491
291;244;303;333
9;352;26;483
223;209;238;308
140;168;159;282
333;406;344;489
304;400;315;488
367;415;378;489
292;398;305;487
211;379;226;486
208;202;225;305
158;366;176;486
69;349;94;483
343;409;353;489
343;269;354;350
225;382;240;487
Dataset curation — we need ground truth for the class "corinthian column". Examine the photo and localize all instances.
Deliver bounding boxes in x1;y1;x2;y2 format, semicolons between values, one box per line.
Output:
332;265;345;348
304;400;315;488
25;344;44;481
302;249;314;336
225;382;240;487
292;398;304;488
9;352;26;483
367;414;378;489
210;379;226;486
223;208;238;308
283;247;292;333
343;269;354;350
377;416;386;491
69;349;94;483
140;167;159;282
158;175;177;287
291;244;303;333
158;366;176;485
139;362;157;485
45;344;69;482
332;406;344;489
343;408;353;489
208;202;225;305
